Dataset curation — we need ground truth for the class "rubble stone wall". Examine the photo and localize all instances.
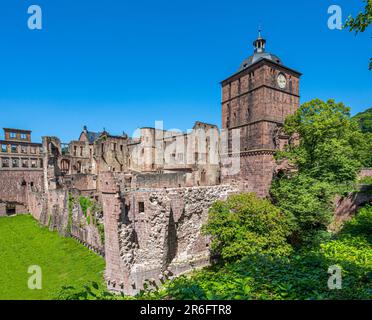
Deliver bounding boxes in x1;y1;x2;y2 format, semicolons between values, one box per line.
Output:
100;172;236;295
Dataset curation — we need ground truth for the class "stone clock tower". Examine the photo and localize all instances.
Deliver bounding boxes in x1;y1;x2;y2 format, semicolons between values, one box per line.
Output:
221;32;301;197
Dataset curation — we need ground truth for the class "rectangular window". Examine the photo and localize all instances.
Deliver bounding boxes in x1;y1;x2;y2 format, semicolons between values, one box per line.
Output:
2;158;9;168
11;145;17;153
80;146;83;156
31;159;37;168
12;158;19;168
30;147;36;154
39;159;43;168
138;202;145;214
22;159;28;168
21;146;27;153
10;132;16;139
20;133;27;140
1;144;7;153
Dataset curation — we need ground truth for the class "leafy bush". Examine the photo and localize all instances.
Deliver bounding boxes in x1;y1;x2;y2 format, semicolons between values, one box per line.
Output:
154;206;372;300
203;193;295;262
271;99;369;245
79;196;94;216
359;176;372;185
271;174;335;246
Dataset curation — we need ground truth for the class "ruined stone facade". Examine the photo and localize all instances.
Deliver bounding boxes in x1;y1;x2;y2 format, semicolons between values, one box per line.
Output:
0;34;313;294
0;129;43;216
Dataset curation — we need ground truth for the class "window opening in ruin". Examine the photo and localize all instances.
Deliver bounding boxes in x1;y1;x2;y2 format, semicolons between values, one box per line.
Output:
31;159;37;168
201;170;206;183
6;204;16;216
138;202;145;214
61;159;70;173
2;158;9;167
11;145;17;153
22;159;28;168
12;158;19;168
80;146;83;156
76;161;82;173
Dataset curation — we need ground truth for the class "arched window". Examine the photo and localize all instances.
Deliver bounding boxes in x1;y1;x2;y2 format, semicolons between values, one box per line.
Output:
76;161;82;174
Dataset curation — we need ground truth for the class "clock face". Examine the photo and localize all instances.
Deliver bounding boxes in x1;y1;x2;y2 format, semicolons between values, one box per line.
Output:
277;73;287;89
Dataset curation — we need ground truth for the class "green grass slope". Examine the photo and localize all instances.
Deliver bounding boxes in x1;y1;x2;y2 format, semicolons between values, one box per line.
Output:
0;215;105;300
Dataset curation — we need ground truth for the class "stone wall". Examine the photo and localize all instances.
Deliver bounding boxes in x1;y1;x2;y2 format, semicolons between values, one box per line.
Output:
61;174;97;191
99;171;236;295
134;172;187;189
222;151;276;198
359;168;372;178
0;170;43;204
21;186;105;255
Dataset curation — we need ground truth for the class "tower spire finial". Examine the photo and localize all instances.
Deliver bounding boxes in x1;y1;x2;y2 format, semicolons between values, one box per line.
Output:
258;24;262;39
253;26;266;53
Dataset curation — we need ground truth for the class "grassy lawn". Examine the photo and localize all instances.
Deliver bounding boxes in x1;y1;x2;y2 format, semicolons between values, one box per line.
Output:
0;215;105;300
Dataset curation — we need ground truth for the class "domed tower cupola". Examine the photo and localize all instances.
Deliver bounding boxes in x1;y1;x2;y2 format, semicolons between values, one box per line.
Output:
253;30;266;53
238;30;282;71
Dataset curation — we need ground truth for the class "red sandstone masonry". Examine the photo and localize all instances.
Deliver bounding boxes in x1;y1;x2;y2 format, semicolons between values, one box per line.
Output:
99;172;130;293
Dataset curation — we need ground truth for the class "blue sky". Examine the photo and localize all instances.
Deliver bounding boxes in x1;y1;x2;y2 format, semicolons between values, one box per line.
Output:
0;0;371;142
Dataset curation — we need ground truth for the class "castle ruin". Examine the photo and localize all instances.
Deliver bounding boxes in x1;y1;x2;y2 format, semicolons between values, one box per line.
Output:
0;34;303;294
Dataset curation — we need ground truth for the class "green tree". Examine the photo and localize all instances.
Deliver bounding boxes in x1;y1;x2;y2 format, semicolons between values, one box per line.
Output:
352;107;372;133
351;108;372;167
203;193;294;262
271;174;335;245
344;0;372;69
279;99;363;183
272;99;367;245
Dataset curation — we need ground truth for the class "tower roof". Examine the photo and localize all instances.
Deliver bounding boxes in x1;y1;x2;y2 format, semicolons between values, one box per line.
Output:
238;31;282;71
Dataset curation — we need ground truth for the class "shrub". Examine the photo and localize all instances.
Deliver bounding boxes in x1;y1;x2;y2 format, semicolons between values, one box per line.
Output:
203;193;295;262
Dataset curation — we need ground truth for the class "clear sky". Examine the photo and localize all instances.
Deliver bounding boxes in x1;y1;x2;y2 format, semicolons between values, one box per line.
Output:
0;0;371;143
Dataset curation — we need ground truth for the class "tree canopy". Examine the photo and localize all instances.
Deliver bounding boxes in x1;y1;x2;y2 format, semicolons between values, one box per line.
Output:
344;0;372;69
352;107;372;133
271;99;370;245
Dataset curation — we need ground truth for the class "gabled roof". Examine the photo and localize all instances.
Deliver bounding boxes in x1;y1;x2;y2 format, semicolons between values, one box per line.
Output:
80;126;101;144
86;131;101;144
